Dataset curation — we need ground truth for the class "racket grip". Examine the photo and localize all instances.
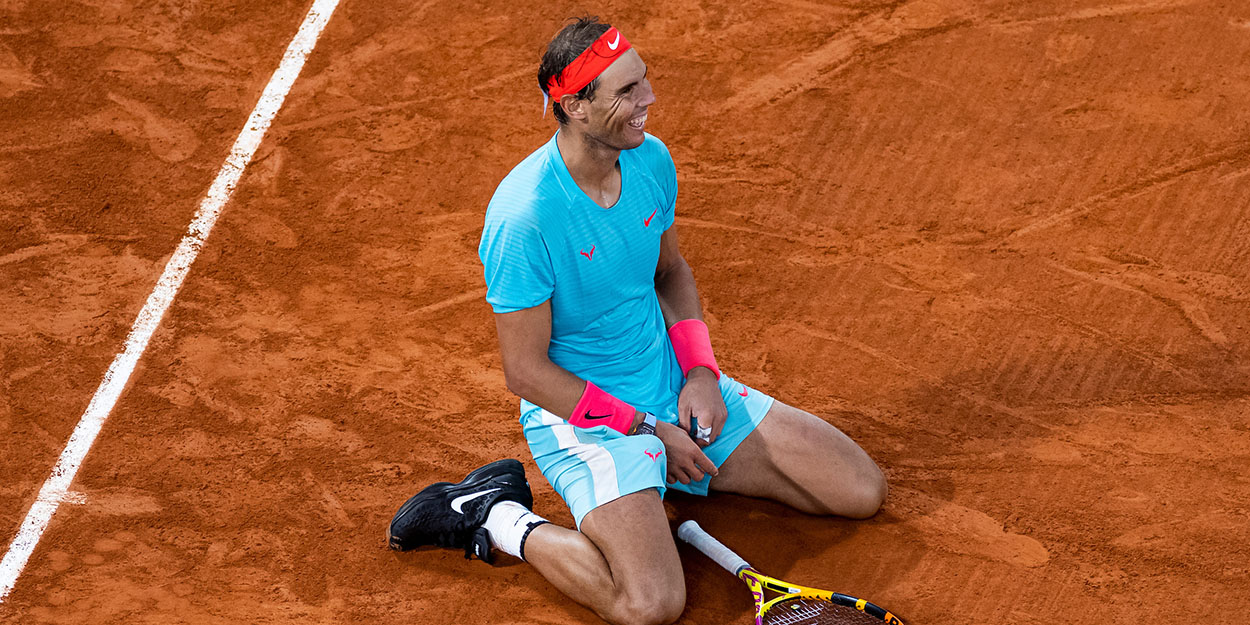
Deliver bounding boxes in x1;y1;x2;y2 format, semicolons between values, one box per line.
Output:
677;520;751;576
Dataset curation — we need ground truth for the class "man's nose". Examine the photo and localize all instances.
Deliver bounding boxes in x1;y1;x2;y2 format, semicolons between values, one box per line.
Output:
638;79;657;107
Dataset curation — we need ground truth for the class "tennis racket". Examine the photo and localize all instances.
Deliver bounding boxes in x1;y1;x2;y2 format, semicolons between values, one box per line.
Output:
678;520;904;625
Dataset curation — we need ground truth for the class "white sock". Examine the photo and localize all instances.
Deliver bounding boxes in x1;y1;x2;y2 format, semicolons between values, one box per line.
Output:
483;500;548;561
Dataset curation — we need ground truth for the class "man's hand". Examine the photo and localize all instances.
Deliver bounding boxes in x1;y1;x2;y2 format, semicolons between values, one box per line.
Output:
655;420;718;484
677;367;727;447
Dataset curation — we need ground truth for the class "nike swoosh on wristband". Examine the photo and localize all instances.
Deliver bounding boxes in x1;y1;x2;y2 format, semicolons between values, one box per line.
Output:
451;488;501;513
607;32;620;50
583;411;612;420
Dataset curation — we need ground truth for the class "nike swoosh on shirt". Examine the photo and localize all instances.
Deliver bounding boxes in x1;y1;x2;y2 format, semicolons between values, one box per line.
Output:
644;208;657;227
451;488;501;513
607;32;620;50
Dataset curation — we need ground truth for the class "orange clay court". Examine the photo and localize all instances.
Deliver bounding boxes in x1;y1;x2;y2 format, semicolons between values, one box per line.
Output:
3;0;1250;623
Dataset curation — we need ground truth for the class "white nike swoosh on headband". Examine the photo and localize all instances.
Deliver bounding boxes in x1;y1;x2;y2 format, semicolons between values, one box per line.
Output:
607;32;620;50
451;488;500;513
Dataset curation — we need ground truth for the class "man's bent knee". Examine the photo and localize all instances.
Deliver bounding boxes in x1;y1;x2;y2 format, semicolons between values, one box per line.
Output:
801;459;888;519
835;466;888;519
609;598;684;625
604;584;685;625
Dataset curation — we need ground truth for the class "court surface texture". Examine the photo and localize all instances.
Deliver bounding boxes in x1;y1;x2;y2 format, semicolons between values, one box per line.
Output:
2;0;1249;623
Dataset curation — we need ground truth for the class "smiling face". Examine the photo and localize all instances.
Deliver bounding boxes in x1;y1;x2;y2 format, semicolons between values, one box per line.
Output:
560;48;655;150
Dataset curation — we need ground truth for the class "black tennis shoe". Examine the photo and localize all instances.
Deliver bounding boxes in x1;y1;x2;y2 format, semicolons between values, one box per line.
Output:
387;458;533;562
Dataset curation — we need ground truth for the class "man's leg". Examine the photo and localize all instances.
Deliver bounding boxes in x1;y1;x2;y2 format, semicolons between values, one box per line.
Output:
387;455;682;625
522;489;685;625
712;400;887;518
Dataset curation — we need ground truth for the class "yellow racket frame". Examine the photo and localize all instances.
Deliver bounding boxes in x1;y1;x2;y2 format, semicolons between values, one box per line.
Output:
679;520;904;625
739;565;903;624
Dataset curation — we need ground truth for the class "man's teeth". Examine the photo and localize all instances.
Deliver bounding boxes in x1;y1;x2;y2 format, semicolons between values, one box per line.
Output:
628;114;647;129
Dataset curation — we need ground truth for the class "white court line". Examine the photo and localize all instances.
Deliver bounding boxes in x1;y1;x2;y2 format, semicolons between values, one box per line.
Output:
0;0;341;604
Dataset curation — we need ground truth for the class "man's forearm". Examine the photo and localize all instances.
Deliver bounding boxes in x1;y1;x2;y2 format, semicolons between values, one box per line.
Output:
507;357;646;432
654;255;704;327
504;355;589;419
495;303;644;430
655;254;721;382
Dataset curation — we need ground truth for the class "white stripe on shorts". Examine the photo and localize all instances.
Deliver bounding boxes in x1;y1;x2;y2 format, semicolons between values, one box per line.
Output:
539;410;621;507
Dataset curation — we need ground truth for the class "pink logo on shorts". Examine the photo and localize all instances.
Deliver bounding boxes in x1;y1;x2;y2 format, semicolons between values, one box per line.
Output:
644;448;663;462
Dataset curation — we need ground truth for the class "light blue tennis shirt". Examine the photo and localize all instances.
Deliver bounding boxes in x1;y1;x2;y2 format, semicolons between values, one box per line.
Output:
479;132;685;416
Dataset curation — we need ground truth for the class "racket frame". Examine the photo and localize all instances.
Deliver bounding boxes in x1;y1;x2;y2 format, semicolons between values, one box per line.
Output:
678;520;903;625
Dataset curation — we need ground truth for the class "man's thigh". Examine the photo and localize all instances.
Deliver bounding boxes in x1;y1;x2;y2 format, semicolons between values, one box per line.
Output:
710;400;887;518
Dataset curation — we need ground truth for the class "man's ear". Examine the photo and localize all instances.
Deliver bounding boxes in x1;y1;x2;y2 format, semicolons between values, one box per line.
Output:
560;94;587;121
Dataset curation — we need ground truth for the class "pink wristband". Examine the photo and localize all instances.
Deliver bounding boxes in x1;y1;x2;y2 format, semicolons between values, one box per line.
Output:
567;381;636;435
668;319;720;379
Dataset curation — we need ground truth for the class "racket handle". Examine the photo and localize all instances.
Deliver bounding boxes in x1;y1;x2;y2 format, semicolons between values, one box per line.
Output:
677;520;751;576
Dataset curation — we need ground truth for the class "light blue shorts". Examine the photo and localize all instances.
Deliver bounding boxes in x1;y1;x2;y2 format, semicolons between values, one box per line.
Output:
521;374;775;528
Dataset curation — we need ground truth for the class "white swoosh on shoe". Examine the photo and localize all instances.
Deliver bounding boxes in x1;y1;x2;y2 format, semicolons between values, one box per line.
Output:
451;488;501;513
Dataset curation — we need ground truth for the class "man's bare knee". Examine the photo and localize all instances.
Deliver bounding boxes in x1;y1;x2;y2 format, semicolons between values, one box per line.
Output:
843;468;888;518
604;583;685;625
608;597;683;625
799;459;888;518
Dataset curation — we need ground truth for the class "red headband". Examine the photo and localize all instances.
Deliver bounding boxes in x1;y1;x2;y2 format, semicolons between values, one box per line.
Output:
545;27;632;104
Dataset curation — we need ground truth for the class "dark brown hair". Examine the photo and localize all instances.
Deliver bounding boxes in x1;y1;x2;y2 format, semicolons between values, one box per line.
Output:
538;17;612;124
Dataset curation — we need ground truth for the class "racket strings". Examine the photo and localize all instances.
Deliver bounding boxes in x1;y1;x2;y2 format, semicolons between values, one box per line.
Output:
763;598;883;625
